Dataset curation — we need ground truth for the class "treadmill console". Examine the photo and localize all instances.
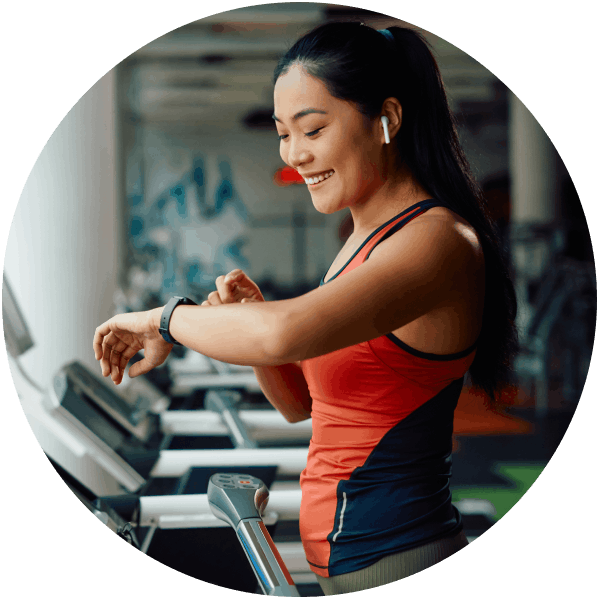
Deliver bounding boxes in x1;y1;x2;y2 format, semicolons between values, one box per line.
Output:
47;361;162;480
58;361;158;443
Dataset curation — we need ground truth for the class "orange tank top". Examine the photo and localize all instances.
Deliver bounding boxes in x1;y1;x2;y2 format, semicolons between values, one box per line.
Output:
299;199;477;577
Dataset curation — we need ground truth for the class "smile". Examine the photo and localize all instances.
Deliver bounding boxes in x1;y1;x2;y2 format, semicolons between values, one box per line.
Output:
304;170;335;186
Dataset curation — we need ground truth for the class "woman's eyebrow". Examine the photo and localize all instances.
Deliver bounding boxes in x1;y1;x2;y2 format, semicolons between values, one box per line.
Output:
272;108;328;124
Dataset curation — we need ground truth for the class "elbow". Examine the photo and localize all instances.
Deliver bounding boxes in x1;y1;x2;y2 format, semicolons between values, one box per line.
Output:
283;410;312;424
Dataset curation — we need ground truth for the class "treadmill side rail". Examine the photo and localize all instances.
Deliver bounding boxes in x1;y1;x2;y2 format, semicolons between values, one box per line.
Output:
237;519;301;597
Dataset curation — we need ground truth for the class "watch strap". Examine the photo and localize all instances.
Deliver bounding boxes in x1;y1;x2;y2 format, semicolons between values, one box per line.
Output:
159;296;197;345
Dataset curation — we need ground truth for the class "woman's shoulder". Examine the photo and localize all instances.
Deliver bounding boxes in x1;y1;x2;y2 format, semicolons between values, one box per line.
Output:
415;205;484;263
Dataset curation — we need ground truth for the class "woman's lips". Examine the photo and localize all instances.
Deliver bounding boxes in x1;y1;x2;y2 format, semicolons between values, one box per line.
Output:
304;170;335;186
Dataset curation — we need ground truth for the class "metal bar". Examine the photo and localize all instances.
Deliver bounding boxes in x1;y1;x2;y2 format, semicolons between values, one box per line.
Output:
237;519;301;596
150;447;307;478
159;409;312;439
139;489;302;526
140;523;158;554
205;390;258;449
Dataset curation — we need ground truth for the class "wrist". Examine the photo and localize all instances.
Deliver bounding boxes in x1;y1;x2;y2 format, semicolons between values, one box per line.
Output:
157;296;198;345
148;307;164;337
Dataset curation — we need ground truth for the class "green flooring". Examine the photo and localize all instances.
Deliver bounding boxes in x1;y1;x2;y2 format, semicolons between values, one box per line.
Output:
452;463;546;520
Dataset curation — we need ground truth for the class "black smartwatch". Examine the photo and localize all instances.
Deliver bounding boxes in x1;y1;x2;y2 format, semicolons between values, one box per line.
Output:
159;296;197;345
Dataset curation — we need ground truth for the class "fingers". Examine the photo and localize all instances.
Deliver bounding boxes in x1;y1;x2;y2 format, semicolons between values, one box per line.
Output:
204;270;246;306
99;331;115;377
110;343;137;385
97;331;137;385
232;270;265;302
94;318;126;378
93;312;163;385
215;273;238;304
93;321;111;361
205;290;223;306
221;269;266;303
99;332;121;381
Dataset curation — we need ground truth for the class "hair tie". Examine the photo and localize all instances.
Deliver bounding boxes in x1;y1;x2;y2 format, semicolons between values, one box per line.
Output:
378;29;394;43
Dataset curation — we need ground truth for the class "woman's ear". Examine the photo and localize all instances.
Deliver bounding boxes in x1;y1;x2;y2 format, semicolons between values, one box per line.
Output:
380;98;402;143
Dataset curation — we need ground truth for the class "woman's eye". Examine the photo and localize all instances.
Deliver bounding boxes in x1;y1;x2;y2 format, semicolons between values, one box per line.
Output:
278;128;322;141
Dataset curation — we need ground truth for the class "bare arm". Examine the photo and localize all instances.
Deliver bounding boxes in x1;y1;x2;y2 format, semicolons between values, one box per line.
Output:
94;216;482;392
251;362;312;423
203;271;312;423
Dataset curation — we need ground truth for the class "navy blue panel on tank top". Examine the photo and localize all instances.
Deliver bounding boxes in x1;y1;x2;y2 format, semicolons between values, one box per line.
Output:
325;379;465;576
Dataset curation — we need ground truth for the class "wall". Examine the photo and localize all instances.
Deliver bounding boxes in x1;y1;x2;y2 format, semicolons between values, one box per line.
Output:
121;122;345;307
4;70;121;388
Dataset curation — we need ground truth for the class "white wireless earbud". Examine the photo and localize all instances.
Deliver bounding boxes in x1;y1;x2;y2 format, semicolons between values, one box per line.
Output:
381;116;391;145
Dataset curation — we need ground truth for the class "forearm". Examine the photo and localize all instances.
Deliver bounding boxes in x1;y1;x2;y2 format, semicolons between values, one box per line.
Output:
252;363;312;423
154;301;312;420
158;301;288;367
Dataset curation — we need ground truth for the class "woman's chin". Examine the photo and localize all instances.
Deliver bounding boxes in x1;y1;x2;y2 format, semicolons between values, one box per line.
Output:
312;201;341;215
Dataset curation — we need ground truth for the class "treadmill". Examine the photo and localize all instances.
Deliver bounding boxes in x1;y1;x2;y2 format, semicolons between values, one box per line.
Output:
42;359;307;496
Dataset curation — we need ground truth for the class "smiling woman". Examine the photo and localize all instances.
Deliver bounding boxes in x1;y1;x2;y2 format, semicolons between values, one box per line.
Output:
93;21;518;596
273;67;391;215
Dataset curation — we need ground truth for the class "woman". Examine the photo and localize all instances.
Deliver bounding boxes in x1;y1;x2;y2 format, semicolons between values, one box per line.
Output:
93;23;518;594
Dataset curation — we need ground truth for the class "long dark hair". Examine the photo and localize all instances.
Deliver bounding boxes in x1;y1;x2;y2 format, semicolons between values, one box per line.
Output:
273;22;519;405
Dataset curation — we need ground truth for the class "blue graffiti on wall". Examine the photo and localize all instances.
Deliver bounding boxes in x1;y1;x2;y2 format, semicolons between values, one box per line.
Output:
126;153;250;302
193;157;248;222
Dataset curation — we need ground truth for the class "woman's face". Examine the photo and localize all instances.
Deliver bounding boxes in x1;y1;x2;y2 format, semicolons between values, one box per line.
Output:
273;65;385;214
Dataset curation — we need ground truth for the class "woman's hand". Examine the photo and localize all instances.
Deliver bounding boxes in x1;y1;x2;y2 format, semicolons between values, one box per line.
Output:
93;270;264;385
93;308;172;385
203;269;265;306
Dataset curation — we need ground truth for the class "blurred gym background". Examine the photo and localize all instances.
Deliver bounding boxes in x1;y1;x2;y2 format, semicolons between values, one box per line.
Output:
4;1;596;580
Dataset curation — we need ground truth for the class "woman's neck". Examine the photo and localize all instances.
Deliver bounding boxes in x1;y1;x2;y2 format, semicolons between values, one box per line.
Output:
349;166;432;239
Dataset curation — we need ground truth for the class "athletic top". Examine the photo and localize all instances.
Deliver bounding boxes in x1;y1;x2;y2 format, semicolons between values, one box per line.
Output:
299;199;477;578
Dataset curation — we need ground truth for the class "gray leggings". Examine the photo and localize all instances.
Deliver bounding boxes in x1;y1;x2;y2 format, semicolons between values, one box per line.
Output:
316;530;469;595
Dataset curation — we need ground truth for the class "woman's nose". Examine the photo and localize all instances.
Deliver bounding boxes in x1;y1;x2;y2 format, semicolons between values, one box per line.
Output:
286;139;313;170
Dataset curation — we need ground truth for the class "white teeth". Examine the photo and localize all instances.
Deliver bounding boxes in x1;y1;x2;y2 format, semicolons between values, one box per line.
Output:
305;170;334;185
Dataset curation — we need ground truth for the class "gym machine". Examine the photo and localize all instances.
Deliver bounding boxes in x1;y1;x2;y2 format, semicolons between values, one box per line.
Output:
40;359;307;495
32;361;310;588
207;473;301;596
4;274;312;589
16;360;313;590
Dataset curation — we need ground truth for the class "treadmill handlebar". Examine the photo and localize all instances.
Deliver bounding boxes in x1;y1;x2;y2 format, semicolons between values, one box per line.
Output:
207;472;269;528
207;474;299;597
204;390;258;449
237;519;301;597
